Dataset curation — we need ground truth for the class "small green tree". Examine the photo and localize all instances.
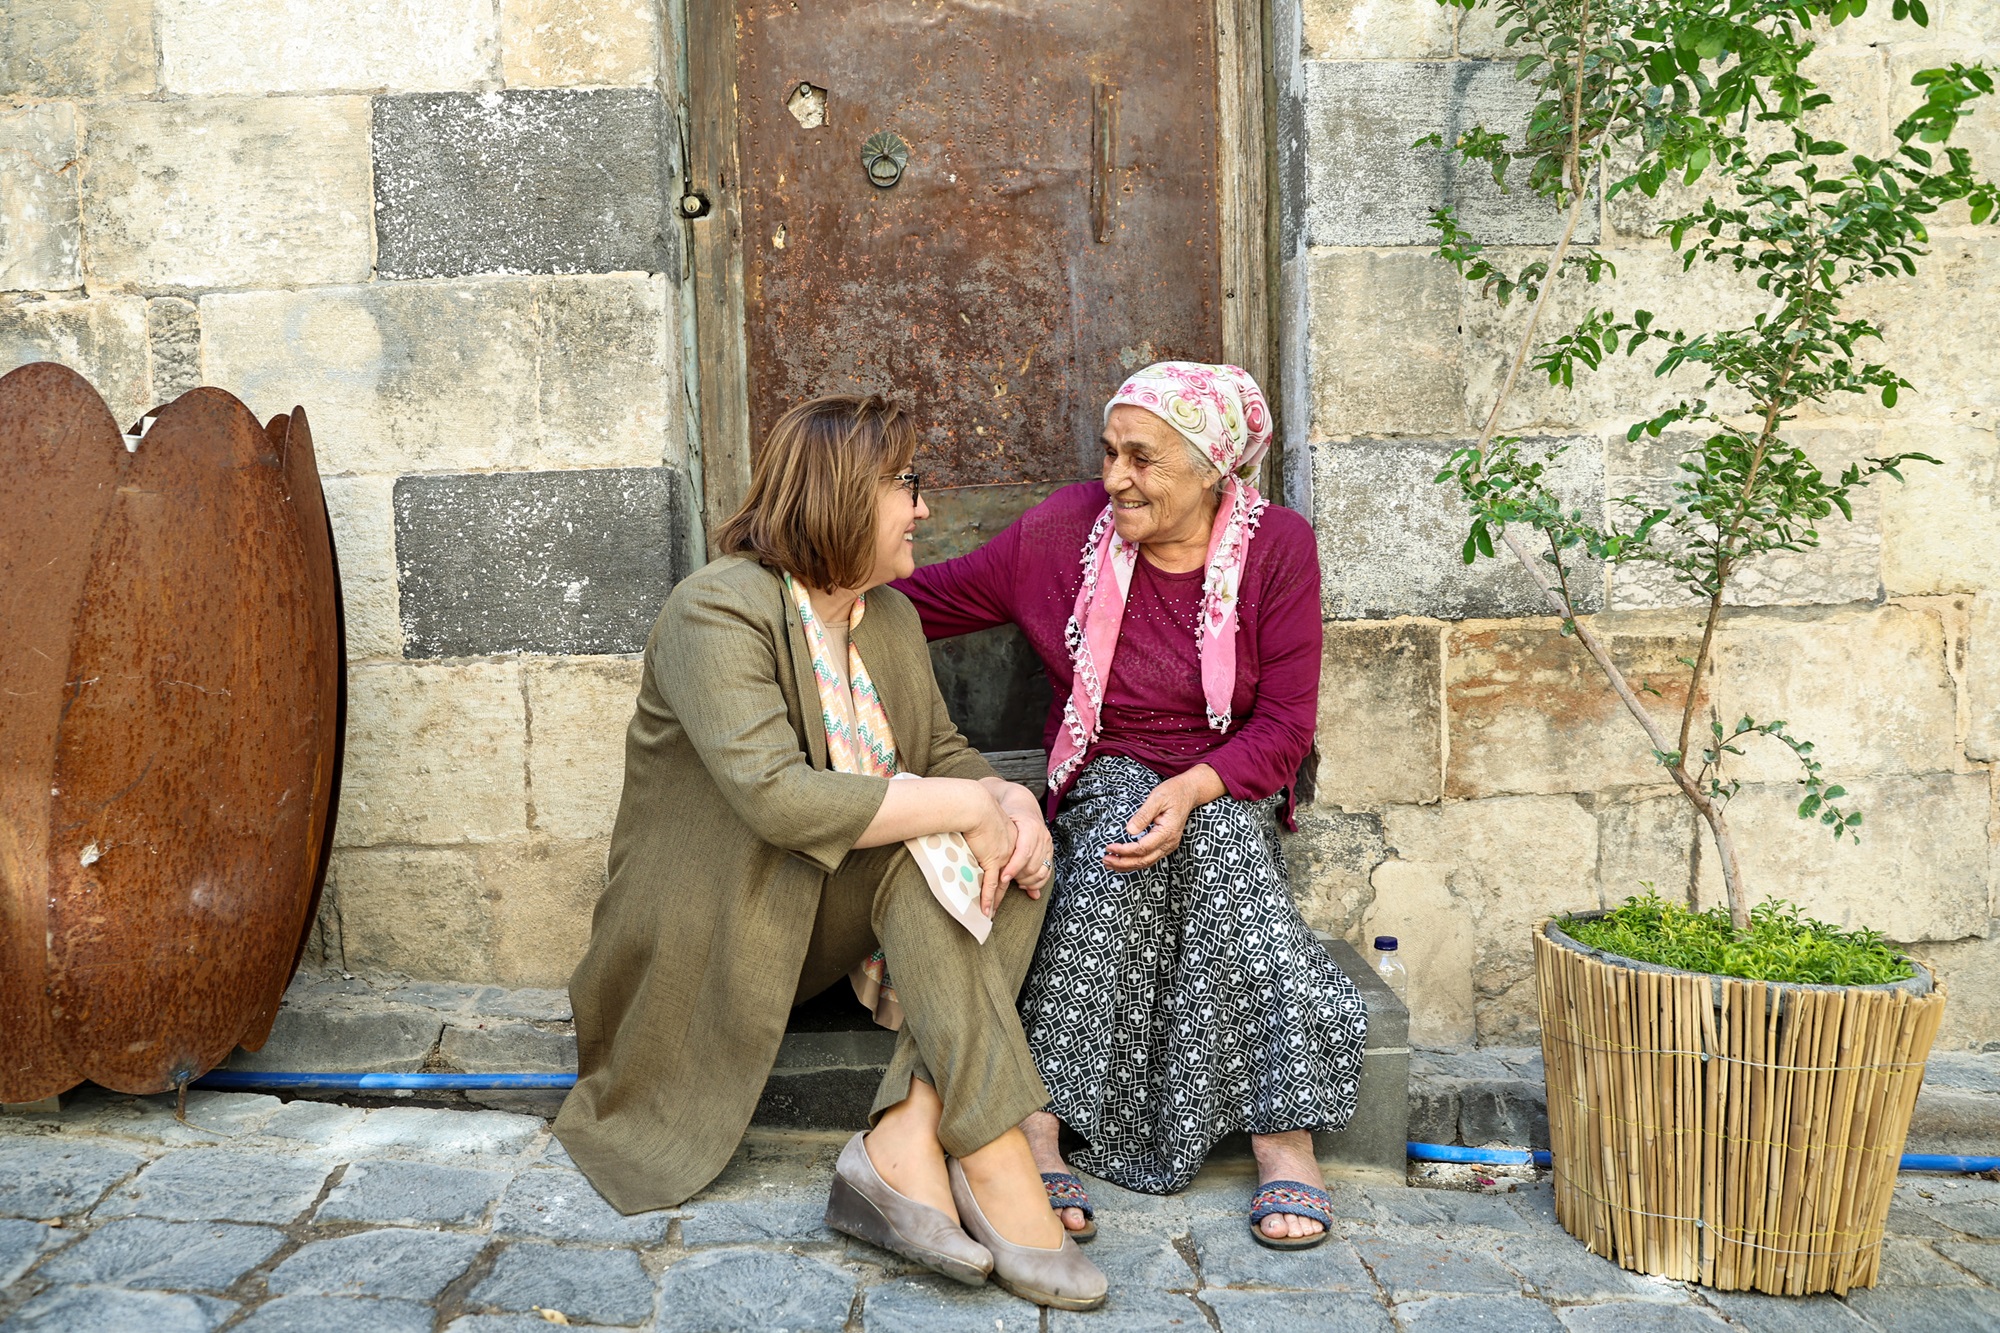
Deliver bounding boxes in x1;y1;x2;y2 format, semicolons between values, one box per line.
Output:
1426;0;1994;928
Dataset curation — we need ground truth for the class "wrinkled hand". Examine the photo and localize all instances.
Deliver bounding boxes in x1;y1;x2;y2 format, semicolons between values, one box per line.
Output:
991;781;1054;898
1102;765;1225;872
960;789;1019;917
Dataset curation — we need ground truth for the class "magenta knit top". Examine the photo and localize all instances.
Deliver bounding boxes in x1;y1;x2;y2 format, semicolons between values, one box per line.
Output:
893;482;1324;825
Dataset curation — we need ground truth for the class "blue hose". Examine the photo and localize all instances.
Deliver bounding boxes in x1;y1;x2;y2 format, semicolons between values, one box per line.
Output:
189;1070;2000;1174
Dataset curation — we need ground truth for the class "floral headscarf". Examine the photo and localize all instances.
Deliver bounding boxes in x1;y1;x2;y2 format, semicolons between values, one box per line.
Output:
1046;362;1273;795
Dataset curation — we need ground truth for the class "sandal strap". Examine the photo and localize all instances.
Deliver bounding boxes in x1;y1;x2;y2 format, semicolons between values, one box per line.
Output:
1248;1180;1332;1225
1041;1172;1095;1219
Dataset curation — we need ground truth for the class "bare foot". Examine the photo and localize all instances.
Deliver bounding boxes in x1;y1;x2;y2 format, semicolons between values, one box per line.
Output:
1022;1110;1090;1235
1251;1130;1327;1241
957;1126;1066;1249
866;1079;956;1221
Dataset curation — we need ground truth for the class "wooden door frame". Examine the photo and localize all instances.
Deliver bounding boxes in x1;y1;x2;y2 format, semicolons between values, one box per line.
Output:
682;0;1273;545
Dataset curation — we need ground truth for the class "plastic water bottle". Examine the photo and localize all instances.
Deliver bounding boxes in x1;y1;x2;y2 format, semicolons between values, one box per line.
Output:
1373;936;1408;1007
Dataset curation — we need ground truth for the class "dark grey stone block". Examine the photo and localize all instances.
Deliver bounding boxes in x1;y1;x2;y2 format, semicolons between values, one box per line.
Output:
679;1199;833;1247
373;89;675;280
860;1275;1037;1333
0;1140;147;1218
1347;1186;1533;1234
1204;1290;1397;1332
1554;1304;1725;1332
470;1243;654;1326
1700;1291;1875;1333
1937;1240;2000;1285
1489;1234;1660;1303
1047;1291;1209;1331
1876;1237;1984;1286
1191;1221;1375;1291
396;467;691;657
654;1249;856;1333
492;1168;671;1246
1315;436;1605;621
233;1295;435;1333
1350;1229;1522;1299
226;1007;441;1074
444;1318;622;1333
264;1228;486;1300
0;1285;234;1332
34;1217;284;1291
314;1160;510;1227
1083;1233;1196;1291
0;1218;52;1286
1393;1294;1562;1333
93;1150;330;1225
1303;61;1598;248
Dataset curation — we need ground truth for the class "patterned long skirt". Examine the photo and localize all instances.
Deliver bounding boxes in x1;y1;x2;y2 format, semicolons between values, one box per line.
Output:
1018;756;1370;1194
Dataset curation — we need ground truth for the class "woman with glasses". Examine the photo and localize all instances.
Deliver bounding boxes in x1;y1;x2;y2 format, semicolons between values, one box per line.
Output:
896;364;1367;1250
553;394;1106;1310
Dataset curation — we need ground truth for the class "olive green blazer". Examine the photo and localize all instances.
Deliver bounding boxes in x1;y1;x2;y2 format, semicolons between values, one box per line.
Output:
551;554;996;1213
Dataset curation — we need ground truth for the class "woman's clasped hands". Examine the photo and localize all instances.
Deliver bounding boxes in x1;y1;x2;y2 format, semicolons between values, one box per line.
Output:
967;777;1053;915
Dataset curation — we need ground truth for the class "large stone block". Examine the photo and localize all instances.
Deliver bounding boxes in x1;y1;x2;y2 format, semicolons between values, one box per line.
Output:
1446;613;1706;797
83;98;372;290
1304;0;1454;58
526;657;642;838
396;468;690;657
374;89;674;279
336;661;527;846
1303;60;1596;247
1917;933;2000;1051
146;297;200;403
1608;428;1885;611
501;0;661;88
1316;622;1443;806
482;837;609;989
1284;807;1387;940
202;274;677;474
319;475;403;661
1595;790;1697;905
1382;795;1599;1042
1714;603;1957;783
156;0;497;95
1880;423;2000;595
1;104;81;293
1967;592;2000;762
1363;859;1476;1049
1461;245;1766;434
1307;248;1466;437
0;293;150;427
0;0;154;98
328;846;494;979
1314;435;1605;620
1694;773;1991;943
1849;238;2000;422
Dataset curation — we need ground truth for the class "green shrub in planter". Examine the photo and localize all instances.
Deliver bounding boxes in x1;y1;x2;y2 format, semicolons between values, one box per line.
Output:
1560;891;1913;986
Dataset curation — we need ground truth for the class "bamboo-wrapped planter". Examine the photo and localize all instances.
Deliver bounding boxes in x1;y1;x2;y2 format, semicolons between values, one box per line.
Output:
1536;917;1944;1295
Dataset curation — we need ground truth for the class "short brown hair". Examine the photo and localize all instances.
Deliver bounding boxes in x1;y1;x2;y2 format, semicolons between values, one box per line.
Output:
713;394;917;591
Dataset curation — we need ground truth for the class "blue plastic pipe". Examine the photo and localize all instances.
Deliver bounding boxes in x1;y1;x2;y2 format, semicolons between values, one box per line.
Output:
189;1070;2000;1174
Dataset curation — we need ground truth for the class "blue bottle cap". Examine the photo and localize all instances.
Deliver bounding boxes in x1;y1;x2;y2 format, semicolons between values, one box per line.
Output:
1373;936;1398;952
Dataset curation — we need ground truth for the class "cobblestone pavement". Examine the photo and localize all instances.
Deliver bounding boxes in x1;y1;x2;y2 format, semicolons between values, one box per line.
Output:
3;1089;1998;1331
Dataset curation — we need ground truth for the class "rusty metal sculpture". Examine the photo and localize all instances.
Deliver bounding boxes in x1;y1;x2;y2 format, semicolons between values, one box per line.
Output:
0;363;344;1103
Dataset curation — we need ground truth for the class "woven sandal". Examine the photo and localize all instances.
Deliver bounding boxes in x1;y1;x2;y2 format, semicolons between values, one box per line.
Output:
1248;1179;1332;1251
1042;1172;1098;1242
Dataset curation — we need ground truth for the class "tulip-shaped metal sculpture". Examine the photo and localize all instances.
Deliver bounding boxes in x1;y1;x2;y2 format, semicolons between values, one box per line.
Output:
0;363;343;1102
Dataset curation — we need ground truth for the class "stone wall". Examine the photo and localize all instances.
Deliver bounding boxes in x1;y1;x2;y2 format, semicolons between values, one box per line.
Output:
4;0;1997;1049
1;0;689;988
1282;0;2000;1051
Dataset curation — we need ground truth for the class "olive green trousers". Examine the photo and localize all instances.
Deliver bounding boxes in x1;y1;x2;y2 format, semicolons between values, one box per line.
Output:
793;842;1051;1158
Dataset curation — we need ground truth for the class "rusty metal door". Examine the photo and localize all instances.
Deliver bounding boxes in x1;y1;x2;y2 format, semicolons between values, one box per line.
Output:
689;0;1242;747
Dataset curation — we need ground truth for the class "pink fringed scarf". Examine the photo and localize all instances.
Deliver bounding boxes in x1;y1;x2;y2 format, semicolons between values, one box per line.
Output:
1046;362;1273;795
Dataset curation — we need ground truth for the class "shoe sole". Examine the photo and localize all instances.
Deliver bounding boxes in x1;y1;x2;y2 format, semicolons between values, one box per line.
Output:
825;1173;990;1286
1249;1224;1329;1251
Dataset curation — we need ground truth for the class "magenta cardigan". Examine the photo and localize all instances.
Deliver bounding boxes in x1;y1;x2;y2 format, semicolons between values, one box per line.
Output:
893;482;1323;825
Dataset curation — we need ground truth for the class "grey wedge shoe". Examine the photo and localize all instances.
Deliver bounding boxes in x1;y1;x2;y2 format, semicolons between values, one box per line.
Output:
948;1159;1108;1311
824;1132;993;1286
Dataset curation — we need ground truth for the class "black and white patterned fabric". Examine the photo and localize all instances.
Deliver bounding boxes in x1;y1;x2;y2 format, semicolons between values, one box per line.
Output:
1019;755;1370;1194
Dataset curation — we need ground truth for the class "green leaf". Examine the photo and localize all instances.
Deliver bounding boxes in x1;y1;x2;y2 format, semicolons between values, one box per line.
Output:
1883;384;1899;408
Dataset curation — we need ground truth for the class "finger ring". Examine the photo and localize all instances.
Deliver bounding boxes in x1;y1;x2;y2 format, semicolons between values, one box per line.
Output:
1041;859;1051;869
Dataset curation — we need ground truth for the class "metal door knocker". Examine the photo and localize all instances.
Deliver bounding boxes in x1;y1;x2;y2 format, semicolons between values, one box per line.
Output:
862;131;908;188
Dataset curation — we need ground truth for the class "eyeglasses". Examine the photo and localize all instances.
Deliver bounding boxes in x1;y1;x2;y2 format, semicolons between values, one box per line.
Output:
886;471;921;502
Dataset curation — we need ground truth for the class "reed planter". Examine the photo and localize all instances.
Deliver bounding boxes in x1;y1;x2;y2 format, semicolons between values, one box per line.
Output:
1535;917;1944;1295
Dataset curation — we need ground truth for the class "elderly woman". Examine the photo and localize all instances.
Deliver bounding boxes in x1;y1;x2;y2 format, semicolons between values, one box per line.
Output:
554;395;1106;1310
897;364;1367;1248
